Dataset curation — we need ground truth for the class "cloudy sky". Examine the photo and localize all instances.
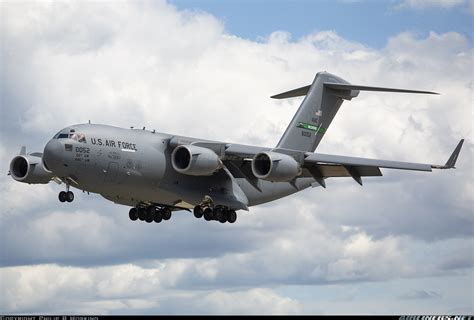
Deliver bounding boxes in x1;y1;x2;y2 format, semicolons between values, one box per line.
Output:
0;0;473;315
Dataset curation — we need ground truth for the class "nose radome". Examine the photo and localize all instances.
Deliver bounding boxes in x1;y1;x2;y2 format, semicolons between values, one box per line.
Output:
43;139;63;171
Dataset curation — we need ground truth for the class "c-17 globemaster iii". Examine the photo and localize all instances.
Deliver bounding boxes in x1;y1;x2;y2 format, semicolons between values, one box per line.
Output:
8;72;464;224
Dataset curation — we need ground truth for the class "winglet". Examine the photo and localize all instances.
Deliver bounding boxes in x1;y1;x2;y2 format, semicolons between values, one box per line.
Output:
445;139;464;168
432;139;464;169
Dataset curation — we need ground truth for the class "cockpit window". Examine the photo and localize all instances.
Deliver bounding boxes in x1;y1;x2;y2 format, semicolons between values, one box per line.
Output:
53;129;86;142
70;133;86;143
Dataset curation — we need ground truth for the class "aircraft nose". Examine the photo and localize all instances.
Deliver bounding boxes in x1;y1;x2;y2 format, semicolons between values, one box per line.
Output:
43;139;63;171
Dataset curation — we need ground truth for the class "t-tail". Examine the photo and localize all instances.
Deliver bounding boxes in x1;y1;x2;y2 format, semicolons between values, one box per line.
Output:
274;71;438;152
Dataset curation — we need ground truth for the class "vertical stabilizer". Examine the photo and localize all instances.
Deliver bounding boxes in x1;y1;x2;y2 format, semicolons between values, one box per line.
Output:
275;72;356;152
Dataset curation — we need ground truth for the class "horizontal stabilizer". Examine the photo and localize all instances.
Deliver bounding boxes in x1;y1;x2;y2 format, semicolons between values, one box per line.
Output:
271;83;439;99
324;83;439;95
271;85;311;99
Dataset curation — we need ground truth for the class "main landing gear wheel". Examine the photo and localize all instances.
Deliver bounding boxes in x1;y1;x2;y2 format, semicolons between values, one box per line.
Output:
214;206;226;223
203;207;213;221
193;206;204;219
137;207;146;221
161;207;172;221
153;209;163;223
129;207;138;221
145;206;155;223
227;210;237;224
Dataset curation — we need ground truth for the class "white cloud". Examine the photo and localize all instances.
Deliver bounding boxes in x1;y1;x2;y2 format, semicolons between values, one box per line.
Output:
0;182;55;216
0;0;472;315
0;263;302;314
197;288;303;314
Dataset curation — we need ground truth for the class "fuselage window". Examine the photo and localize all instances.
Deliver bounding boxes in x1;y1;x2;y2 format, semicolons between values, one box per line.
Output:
57;133;69;139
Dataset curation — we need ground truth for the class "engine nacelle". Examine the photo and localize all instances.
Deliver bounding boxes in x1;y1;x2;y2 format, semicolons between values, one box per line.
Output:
171;145;221;176
9;154;53;184
251;151;301;182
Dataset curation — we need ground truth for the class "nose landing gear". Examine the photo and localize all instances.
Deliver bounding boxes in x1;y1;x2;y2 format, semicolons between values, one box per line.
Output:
58;184;74;203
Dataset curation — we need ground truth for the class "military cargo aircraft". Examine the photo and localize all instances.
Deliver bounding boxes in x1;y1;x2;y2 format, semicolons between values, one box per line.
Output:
8;72;464;224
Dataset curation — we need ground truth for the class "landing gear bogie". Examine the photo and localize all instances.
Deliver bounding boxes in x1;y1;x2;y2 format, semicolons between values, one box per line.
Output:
130;205;172;224
193;203;238;224
128;203;237;224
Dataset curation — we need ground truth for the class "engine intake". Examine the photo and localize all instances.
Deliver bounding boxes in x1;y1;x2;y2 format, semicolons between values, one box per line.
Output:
252;151;300;182
9;154;53;184
171;145;221;176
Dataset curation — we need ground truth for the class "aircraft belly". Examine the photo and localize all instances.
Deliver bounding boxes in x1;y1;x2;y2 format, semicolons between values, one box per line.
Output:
80;172;314;210
99;184;179;207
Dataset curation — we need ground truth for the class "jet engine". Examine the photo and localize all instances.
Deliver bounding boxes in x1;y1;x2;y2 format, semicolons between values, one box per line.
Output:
251;151;301;182
171;145;222;176
9;154;53;184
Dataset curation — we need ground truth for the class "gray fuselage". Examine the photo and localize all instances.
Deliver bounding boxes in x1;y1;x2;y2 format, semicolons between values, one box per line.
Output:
42;124;315;210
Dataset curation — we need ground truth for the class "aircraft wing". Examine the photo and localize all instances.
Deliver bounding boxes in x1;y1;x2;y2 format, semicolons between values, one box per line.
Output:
223;139;464;187
170;136;463;187
302;139;464;186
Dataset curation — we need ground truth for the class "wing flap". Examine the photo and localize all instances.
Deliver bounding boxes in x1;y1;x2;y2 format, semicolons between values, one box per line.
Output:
303;164;382;178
